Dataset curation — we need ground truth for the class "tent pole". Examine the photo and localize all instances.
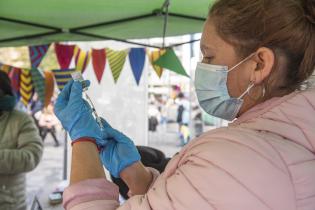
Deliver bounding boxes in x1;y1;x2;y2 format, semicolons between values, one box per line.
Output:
168;39;201;48
70;13;155;31
70;31;162;49
0;16;61;30
0;31;62;43
161;0;170;48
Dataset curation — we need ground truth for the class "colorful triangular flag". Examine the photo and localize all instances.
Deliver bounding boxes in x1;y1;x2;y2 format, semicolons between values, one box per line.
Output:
52;69;77;91
153;48;189;77
30;68;45;106
55;43;76;69
29;44;50;68
106;48;128;83
92;48;106;83
74;47;91;73
149;49;166;78
8;67;21;98
129;48;146;85
20;68;34;106
44;71;55;107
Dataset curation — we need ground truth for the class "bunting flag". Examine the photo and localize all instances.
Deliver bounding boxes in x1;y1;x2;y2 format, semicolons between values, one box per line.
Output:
153;48;189;77
149;49;166;78
8;67;21;98
55;43;76;69
106;48;128;83
74;47;91;73
44;71;55;107
129;48;146;85
52;68;77;91
20;68;34;106
30;68;45;105
92;48;106;83
29;44;50;68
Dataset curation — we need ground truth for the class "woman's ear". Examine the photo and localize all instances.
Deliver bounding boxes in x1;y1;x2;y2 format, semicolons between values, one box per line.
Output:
250;47;275;85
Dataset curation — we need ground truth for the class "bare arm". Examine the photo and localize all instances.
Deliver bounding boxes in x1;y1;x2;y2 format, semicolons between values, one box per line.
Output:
120;161;153;195
70;141;105;184
70;141;152;195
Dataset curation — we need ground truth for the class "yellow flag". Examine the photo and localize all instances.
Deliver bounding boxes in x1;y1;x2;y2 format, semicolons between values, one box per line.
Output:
20;68;33;106
149;49;166;78
106;48;128;83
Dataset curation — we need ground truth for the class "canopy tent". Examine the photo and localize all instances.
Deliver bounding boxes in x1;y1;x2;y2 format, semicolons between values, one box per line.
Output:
0;0;210;48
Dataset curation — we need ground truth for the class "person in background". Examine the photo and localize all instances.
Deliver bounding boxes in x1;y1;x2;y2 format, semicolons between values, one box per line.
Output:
176;92;190;145
55;0;315;209
0;71;43;210
35;103;60;146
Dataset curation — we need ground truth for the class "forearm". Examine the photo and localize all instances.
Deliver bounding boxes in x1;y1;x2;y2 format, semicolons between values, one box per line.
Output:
70;141;106;185
120;161;153;195
0;146;42;174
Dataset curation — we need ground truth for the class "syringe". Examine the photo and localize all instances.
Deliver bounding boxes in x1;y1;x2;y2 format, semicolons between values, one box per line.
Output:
71;72;104;131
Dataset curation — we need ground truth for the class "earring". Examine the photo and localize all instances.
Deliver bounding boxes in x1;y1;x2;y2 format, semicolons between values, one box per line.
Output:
248;82;266;101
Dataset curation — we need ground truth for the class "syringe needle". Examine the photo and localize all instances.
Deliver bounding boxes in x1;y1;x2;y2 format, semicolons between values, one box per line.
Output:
84;93;104;130
70;72;104;131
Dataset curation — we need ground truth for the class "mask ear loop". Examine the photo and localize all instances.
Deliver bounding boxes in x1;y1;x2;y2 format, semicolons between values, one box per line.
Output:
228;53;256;72
238;83;255;99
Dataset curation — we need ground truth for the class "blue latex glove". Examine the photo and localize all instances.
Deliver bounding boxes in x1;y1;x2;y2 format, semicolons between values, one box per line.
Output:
99;119;141;178
54;80;107;146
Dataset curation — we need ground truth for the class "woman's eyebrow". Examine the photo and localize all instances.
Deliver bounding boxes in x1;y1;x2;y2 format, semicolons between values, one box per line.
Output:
200;44;207;54
200;44;215;54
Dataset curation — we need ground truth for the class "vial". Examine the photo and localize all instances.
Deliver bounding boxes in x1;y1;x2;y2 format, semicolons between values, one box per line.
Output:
71;72;88;91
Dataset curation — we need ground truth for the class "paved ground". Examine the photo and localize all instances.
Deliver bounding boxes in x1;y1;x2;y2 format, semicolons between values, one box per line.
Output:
26;130;66;210
25;124;183;210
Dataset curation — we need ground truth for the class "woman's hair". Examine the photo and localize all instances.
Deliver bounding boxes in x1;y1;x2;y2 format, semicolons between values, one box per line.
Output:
209;0;315;95
0;71;13;96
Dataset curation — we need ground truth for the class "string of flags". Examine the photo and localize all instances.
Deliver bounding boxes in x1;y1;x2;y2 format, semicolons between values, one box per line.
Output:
0;43;189;107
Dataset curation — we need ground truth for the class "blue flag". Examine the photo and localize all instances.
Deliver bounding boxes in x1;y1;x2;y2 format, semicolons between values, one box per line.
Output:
129;48;145;85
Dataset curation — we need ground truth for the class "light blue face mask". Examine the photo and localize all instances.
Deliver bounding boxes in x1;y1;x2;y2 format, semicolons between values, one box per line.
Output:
194;54;255;121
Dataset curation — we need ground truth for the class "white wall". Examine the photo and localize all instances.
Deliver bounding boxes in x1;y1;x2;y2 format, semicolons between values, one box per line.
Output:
73;41;149;146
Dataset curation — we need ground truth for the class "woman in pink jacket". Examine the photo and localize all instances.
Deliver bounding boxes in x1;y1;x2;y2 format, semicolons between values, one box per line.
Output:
54;0;315;209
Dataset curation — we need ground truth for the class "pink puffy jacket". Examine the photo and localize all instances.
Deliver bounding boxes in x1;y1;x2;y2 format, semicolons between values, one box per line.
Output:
64;87;315;210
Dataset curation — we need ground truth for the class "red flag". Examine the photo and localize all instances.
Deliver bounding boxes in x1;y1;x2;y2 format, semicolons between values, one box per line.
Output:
92;49;106;83
8;67;21;96
55;43;75;69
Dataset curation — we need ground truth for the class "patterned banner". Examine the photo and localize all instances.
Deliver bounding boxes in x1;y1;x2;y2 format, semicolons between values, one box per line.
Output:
44;71;55;107
30;68;45;106
74;47;91;73
52;69;77;91
153;48;189;77
149;49;166;78
129;48;145;85
92;48;106;83
8;67;21;98
106;48;128;83
55;43;76;69
29;44;50;68
20;68;34;106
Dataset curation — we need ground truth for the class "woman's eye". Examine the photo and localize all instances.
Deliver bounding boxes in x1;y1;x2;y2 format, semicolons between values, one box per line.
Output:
202;57;213;63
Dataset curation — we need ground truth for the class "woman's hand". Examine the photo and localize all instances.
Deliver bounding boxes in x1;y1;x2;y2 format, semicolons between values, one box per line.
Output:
99;119;141;178
54;80;107;146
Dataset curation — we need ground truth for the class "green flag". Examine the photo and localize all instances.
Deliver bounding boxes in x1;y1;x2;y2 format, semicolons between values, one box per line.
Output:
30;68;45;105
153;48;189;77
